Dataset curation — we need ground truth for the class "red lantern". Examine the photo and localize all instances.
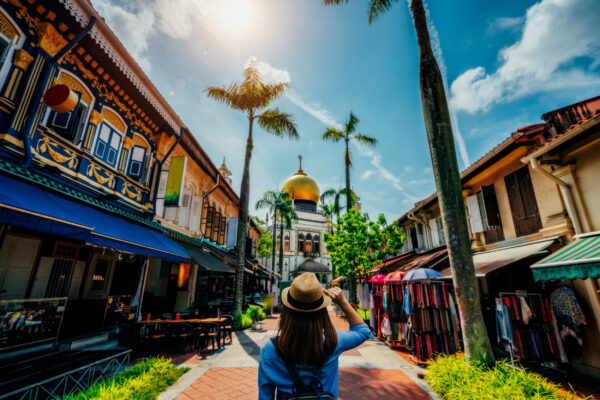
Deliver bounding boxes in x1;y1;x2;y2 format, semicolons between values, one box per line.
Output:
43;84;78;113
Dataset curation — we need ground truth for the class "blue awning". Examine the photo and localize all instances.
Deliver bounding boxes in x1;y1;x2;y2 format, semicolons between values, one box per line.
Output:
0;174;188;264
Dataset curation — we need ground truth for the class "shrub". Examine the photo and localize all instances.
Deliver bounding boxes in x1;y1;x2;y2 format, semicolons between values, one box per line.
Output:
63;357;187;400
247;305;266;323
426;355;580;400
233;313;253;330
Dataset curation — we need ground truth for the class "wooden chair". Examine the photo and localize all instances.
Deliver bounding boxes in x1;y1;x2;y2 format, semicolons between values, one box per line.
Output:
171;323;195;353
137;323;168;355
197;322;220;355
221;315;233;344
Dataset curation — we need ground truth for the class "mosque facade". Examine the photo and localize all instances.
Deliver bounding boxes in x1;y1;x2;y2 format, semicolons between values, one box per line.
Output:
261;156;333;283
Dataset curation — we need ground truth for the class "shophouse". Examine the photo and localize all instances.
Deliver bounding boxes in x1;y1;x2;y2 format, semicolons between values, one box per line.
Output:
379;96;600;377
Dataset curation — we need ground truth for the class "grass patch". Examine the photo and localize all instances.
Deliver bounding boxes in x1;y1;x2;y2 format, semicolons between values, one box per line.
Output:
426;355;583;400
63;357;188;400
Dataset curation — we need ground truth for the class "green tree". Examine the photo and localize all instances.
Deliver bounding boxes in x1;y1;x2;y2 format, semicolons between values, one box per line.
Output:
322;0;495;364
275;193;298;276
206;60;299;318
256;230;273;258
321;113;376;212
324;209;404;304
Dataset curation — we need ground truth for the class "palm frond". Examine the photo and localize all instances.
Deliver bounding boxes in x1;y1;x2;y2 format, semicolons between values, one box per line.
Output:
255;190;278;211
320;188;337;203
257;109;299;139
368;0;399;24
354;133;378;148
204;84;243;111
263;82;290;104
321;127;344;142
345;111;359;133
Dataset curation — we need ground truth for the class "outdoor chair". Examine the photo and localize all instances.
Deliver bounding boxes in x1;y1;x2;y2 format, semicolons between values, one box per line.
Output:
137;323;168;356
171;323;195;353
221;314;233;344
197;322;220;355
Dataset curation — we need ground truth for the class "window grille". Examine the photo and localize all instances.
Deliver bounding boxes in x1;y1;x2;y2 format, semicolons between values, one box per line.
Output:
45;258;75;298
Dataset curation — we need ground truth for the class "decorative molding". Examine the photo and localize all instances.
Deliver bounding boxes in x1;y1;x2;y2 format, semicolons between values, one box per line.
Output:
13;49;33;70
101;107;126;133
0;10;18;41
122;136;134;149
88;109;103;125
36;136;78;169
57;0;180;133
86;163;116;189
55;71;92;104
36;22;67;58
121;180;142;201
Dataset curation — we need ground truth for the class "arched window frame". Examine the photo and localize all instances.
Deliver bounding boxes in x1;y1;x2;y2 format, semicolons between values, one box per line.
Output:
92;106;126;169
312;235;320;257
297;233;304;255
304;233;313;255
42;70;95;146
284;234;290;251
0;11;24;92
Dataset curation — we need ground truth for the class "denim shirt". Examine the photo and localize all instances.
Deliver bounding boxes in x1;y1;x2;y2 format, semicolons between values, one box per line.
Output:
258;323;374;400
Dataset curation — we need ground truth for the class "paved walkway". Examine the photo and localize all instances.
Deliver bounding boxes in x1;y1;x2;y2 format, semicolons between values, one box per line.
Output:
159;310;438;400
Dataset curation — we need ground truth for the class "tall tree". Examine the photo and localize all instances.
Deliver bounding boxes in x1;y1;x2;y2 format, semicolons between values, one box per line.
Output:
275;193;298;277
321;113;376;212
256;190;288;274
322;0;494;364
320;187;356;225
206;60;299;318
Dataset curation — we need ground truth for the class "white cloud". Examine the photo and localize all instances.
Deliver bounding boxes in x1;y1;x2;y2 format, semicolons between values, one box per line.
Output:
450;0;600;114
404;166;414;173
250;59;291;84
286;90;343;130
487;16;526;34
360;170;375;180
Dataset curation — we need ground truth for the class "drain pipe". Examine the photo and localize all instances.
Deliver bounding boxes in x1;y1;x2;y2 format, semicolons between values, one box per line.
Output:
408;212;433;248
529;158;583;235
22;17;97;168
151;127;184;216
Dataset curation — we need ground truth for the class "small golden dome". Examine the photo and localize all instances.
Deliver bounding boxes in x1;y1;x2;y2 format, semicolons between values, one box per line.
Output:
282;155;320;204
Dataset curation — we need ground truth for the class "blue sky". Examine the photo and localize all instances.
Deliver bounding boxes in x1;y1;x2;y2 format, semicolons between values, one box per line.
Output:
91;0;600;220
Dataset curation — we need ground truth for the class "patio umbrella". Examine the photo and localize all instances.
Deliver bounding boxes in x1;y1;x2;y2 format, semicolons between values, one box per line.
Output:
383;271;407;283
368;274;387;284
402;268;443;281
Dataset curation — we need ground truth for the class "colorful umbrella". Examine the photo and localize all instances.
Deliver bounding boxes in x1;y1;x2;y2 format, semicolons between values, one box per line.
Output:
402;268;443;281
383;270;407;283
368;274;387;284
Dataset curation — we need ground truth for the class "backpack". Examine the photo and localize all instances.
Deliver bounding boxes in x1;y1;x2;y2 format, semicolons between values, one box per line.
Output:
271;338;336;400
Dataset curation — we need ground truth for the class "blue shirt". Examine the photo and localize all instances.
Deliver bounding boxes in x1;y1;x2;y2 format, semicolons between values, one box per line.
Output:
258;323;374;400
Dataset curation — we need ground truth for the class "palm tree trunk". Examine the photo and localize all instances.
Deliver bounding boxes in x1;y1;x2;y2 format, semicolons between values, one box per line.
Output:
233;117;254;318
271;211;276;275
279;218;284;277
410;0;494;365
344;138;352;212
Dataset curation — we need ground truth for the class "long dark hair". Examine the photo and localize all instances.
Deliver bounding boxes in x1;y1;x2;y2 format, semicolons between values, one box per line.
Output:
275;305;337;366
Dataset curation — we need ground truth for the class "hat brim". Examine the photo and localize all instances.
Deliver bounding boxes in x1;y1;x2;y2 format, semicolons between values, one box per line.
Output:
281;287;331;313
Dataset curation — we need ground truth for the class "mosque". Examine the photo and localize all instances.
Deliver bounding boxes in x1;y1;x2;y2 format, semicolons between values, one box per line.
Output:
261;156;333;284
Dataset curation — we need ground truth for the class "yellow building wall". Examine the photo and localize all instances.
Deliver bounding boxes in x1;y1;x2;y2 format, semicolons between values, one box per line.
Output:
569;140;600;231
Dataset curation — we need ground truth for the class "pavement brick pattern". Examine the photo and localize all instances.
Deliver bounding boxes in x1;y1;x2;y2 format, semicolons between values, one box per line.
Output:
168;309;437;400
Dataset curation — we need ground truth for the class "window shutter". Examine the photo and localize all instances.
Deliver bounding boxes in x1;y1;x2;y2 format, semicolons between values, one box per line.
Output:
466;194;484;233
429;218;439;247
481;185;501;227
211;211;220;243
219;216;226;245
226;218;238;248
189;196;201;232
205;206;214;238
437;218;446;245
141;153;152;183
155;169;168;217
164;206;177;221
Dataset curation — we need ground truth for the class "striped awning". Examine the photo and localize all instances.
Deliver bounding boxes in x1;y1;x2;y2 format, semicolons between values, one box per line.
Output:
531;233;600;281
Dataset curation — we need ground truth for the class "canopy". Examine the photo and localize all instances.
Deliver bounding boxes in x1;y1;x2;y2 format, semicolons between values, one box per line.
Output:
369;274;387;284
175;241;233;273
400;248;448;272
0;174;189;264
403;268;442;281
440;238;555;278
371;251;416;273
531;233;600;281
297;259;330;273
383;271;406;283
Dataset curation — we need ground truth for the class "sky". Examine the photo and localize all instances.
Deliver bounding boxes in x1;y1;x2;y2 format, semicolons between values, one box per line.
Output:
90;0;600;221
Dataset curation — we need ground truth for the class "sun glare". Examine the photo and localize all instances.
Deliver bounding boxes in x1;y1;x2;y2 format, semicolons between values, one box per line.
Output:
214;1;253;33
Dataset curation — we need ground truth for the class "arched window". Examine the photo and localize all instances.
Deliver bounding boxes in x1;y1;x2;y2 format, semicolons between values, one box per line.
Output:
93;107;126;168
297;234;304;255
305;233;312;255
276;234;280;251
44;70;94;145
312;235;320;257
284;234;290;251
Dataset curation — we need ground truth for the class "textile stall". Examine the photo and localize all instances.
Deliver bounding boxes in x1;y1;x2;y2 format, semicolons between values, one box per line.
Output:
367;274;386;337
381;268;462;362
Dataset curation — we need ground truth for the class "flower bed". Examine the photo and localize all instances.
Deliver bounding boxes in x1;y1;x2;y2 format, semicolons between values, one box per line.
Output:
63;357;187;400
426;355;582;400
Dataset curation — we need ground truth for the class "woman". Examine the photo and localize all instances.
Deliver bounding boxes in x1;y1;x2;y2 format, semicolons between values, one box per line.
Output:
258;273;373;399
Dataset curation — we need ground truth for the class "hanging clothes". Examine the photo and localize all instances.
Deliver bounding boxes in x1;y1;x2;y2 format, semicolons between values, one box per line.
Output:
495;298;514;354
550;286;586;345
369;291;376;329
402;286;413;316
358;283;370;309
519;296;533;325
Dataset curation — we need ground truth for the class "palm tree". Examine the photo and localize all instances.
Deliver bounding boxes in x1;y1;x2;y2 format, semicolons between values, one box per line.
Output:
256;190;287;275
321;112;376;212
319;200;335;234
275;193;298;277
322;0;494;365
320;187;356;224
206;60;299;318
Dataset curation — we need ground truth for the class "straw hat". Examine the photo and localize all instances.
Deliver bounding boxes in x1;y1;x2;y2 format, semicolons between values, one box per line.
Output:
281;272;331;313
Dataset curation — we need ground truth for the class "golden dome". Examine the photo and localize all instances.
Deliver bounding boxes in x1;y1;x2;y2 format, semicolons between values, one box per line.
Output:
282;156;320;203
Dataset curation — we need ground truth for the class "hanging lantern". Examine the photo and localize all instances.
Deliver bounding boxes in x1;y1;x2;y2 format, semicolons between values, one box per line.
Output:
43;84;78;113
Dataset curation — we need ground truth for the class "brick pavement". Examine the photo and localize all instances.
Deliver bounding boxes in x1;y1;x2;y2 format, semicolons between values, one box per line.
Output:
163;309;438;400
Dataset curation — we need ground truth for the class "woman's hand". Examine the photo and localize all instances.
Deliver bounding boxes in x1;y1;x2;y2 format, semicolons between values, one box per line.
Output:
324;287;347;305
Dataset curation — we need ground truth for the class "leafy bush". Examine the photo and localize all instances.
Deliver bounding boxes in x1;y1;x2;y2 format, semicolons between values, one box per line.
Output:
426;355;580;400
248;304;266;323
232;305;267;330
63;357;187;400
233;313;253;330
